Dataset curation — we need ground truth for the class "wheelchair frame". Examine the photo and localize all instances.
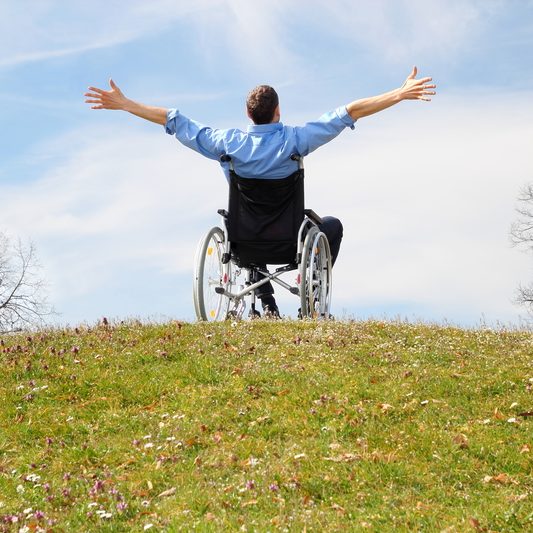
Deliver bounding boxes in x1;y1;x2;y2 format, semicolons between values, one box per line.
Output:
193;157;333;321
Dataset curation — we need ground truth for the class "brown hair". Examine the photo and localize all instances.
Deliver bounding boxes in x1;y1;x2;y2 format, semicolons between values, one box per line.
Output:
246;85;279;124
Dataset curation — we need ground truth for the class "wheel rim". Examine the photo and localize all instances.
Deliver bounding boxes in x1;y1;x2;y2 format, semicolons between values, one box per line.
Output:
203;233;229;320
300;231;331;318
194;228;232;321
309;233;332;317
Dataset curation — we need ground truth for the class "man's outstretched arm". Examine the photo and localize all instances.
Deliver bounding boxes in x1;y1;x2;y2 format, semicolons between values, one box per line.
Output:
346;66;436;120
84;79;167;125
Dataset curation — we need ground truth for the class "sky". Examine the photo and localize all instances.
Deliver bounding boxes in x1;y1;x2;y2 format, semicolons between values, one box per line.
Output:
1;0;533;328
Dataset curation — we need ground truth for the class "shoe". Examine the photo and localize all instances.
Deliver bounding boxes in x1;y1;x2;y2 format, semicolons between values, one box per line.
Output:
263;303;280;319
249;308;261;319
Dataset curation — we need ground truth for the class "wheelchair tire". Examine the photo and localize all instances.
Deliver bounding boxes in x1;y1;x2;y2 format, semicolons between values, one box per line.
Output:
299;229;332;318
193;227;232;321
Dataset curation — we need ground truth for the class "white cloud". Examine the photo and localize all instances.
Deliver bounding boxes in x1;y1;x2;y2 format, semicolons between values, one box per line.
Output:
301;90;533;324
2;89;530;326
0;0;299;78
0;125;227;319
1;0;531;326
0;0;221;69
300;0;505;65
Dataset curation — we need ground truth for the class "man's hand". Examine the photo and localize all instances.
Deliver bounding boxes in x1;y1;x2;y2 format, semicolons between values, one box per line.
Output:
346;66;437;120
85;79;129;110
84;79;168;125
399;66;436;101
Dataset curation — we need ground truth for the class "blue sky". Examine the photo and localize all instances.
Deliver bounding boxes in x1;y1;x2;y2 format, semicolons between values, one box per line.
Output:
1;0;533;327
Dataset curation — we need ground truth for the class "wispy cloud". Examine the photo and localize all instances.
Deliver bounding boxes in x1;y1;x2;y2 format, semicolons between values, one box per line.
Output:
2;91;532;325
299;0;506;65
0;35;136;69
0;0;220;70
301;89;533;324
1;0;532;326
0;125;226;314
0;0;303;79
0;0;512;82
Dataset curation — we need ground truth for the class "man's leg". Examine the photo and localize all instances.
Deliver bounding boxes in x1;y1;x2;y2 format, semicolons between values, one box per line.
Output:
254;268;279;317
318;216;343;265
254;217;342;318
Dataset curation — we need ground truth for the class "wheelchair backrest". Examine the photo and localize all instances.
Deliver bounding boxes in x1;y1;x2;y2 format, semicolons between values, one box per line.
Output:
226;169;305;266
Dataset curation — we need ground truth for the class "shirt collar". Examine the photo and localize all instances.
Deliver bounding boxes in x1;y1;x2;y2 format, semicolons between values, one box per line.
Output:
247;122;283;133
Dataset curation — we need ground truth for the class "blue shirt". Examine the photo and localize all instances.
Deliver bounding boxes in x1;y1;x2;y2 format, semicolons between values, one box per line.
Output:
165;106;356;180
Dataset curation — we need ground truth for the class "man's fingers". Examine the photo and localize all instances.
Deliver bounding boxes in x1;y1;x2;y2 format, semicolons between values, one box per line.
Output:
84;92;102;99
109;78;117;89
408;65;417;79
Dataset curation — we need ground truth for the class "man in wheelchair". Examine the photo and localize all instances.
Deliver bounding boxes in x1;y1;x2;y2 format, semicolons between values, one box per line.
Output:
85;67;436;319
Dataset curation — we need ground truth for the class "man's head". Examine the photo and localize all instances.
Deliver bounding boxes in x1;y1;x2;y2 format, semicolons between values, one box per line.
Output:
246;85;280;124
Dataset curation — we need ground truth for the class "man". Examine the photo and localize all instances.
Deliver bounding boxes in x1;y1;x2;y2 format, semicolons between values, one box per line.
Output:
85;67;436;317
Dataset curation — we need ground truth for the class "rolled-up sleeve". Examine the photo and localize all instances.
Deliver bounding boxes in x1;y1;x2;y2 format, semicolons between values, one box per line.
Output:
336;105;357;130
293;106;356;156
164;109;224;161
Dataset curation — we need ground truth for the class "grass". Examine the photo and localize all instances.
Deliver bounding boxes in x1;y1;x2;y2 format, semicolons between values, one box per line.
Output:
0;318;532;531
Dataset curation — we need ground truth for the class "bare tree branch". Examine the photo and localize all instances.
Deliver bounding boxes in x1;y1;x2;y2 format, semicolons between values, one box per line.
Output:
511;184;533;314
0;233;53;332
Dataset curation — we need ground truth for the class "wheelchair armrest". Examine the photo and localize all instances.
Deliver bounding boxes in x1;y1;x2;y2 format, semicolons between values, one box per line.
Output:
304;209;323;225
217;209;229;218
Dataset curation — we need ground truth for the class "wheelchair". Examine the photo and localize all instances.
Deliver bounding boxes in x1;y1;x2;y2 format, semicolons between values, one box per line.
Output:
193;154;332;321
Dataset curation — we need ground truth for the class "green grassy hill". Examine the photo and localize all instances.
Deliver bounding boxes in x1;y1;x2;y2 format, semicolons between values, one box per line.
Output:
0;319;532;531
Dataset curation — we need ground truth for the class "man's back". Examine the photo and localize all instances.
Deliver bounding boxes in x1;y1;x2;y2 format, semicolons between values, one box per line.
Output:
164;106;355;180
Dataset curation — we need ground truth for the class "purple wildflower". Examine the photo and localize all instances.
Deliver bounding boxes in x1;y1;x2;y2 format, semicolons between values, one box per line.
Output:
89;479;104;496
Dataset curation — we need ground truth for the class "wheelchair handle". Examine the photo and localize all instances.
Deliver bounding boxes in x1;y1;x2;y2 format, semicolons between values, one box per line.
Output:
290;153;304;169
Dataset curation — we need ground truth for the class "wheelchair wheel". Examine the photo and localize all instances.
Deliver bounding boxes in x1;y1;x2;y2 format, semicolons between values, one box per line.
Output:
193;227;232;321
299;229;332;318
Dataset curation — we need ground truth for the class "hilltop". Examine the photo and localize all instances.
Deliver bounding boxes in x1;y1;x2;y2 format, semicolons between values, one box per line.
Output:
0;319;531;531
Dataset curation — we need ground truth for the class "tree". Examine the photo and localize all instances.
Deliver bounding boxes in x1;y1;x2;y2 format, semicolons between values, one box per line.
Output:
510;184;533;310
0;233;52;332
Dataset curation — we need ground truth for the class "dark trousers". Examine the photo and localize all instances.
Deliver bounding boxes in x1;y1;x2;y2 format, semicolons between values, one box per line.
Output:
256;216;343;298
